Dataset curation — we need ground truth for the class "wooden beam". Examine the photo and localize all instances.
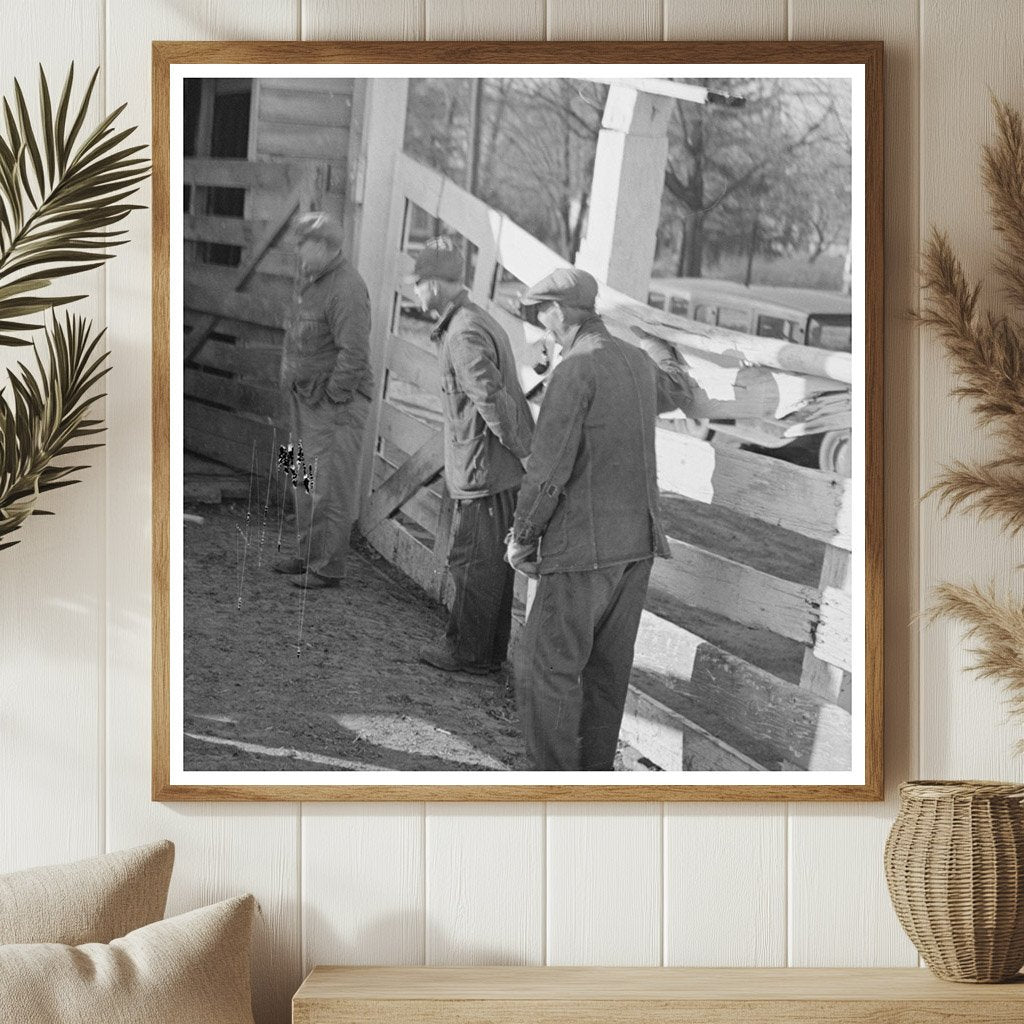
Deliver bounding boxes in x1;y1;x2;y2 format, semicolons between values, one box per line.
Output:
814;585;853;674
185;182;305;362
649;539;819;647
183;401;280;474
655;429;852;549
359;432;445;537
363;517;445;603
377;401;438;457
183;213;268;248
372;457;441;539
800;547;853;702
385;333;440;393
632;609;851;772
183;157;303;190
620;686;767;772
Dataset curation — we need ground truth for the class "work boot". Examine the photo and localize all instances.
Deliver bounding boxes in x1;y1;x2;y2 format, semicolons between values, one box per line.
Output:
418;640;494;676
272;556;305;575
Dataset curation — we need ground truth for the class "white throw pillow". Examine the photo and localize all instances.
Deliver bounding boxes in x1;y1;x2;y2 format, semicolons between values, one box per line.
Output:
0;894;257;1024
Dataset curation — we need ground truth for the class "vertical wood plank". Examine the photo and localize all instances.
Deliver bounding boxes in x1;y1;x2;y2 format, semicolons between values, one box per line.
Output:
664;805;787;965
547;804;662;964
0;0;106;876
303;0;425;39
426;0;545;40
664;1;787;39
918;0;1024;777
788;0;921;968
425;804;544;964
658;0;788;972
303;805;426;968
104;5;302;1023
547;0;662;40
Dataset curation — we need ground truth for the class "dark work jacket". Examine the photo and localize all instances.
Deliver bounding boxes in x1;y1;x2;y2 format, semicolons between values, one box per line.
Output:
512;315;697;573
432;291;534;499
280;253;373;405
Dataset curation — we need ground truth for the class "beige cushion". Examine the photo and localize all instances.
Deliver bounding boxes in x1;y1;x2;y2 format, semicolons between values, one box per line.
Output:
0;840;174;945
0;894;256;1024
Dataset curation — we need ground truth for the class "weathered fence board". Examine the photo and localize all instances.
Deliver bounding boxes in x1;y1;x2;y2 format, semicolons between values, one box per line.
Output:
650;539;819;647
654;430;852;550
377;402;438;459
189;335;282;381
258;88;354;128
386;334;441;394
621;687;767;772
183;401;277;473
631;611;851;772
184;368;279;421
184;213;268;248
258;123;349;162
814;586;853;674
184;157;305;191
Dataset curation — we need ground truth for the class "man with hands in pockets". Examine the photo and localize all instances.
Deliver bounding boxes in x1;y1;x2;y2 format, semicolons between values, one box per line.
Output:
274;212;373;590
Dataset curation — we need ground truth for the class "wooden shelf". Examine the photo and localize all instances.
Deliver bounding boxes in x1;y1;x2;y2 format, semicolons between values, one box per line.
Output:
293;966;1024;1023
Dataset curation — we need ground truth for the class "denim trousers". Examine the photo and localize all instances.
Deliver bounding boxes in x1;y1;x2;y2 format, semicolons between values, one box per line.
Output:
287;391;369;579
445;488;518;668
515;558;653;771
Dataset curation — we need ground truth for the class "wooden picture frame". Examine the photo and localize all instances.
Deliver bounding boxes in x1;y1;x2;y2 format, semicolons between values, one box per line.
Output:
153;40;883;801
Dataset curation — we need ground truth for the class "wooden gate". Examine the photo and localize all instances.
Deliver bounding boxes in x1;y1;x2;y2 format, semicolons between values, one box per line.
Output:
359;152;857;772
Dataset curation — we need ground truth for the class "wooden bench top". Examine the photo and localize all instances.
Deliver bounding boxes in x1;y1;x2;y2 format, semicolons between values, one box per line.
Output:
293;966;1024;1023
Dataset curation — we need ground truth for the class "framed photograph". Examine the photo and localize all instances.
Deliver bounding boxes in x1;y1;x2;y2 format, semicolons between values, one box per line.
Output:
153;41;882;800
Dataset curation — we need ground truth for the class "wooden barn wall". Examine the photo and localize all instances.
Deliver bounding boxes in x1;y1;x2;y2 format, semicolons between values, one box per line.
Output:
4;2;1024;1022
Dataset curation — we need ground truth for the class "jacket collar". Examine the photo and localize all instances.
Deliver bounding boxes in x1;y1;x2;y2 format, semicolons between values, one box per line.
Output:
301;249;347;287
430;287;471;341
560;312;606;354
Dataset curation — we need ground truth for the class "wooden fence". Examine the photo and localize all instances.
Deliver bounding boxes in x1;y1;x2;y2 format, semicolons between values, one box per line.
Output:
182;156;326;467
360;153;854;772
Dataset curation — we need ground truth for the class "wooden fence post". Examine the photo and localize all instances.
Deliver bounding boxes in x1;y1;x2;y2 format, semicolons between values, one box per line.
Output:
574;84;675;300
350;78;411;519
801;545;852;708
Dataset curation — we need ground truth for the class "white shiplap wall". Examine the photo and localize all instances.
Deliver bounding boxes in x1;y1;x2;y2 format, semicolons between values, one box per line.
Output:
4;2;1023;1021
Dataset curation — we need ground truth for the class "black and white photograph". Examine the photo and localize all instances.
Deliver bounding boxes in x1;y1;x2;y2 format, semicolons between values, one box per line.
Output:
158;47;880;797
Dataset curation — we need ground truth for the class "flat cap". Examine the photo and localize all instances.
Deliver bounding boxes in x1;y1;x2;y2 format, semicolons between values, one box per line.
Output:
293;211;346;247
409;236;465;283
520;267;599;310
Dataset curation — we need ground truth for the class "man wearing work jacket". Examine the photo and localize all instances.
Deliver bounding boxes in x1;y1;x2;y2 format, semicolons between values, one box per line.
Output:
507;267;698;771
412;237;534;675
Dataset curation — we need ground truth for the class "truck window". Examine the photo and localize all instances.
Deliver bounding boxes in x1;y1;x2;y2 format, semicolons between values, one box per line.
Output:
716;306;751;332
757;314;788;339
668;296;689;316
693;304;716;325
647;291;665;309
806;315;853;352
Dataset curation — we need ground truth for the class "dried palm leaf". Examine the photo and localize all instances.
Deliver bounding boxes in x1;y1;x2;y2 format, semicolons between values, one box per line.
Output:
0;65;149;347
0;313;109;550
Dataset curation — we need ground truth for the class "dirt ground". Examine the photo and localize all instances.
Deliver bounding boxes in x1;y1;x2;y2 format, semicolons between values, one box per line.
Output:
182;452;824;773
184;502;530;772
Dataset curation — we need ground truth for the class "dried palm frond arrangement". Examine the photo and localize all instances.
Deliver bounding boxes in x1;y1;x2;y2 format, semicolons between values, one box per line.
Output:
919;97;1024;721
0;65;148;551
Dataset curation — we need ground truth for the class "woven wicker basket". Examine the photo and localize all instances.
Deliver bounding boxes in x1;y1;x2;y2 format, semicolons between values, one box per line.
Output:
884;780;1024;982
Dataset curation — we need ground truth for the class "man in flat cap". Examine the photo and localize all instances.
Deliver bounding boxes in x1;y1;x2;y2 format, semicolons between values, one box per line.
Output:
411;237;534;675
274;211;373;588
507;266;698;770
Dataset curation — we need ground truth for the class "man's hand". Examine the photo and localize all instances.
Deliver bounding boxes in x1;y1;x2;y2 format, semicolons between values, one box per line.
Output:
504;530;540;578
